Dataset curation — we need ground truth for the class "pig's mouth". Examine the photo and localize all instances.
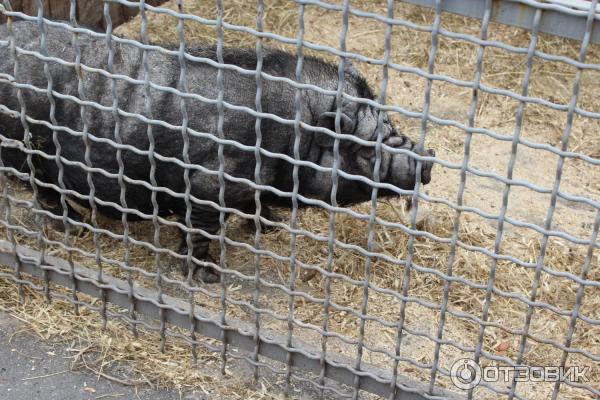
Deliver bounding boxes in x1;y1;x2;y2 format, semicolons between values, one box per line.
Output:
384;136;435;189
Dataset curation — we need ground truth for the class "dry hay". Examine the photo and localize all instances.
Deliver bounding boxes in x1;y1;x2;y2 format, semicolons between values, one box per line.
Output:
1;1;599;399
0;266;285;399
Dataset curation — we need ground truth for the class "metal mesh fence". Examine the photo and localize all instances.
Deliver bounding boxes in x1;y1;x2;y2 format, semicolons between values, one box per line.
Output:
0;0;598;399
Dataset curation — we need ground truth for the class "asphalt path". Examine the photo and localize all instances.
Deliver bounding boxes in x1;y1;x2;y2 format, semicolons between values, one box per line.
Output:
0;311;205;400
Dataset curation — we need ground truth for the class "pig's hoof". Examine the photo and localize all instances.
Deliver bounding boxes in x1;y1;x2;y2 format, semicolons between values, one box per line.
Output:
196;267;220;284
179;256;220;284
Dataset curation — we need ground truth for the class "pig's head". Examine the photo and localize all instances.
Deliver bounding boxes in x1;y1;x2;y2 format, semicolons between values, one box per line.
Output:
313;101;435;205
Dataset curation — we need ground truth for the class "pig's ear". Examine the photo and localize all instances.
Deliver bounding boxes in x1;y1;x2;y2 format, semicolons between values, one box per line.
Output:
315;111;356;147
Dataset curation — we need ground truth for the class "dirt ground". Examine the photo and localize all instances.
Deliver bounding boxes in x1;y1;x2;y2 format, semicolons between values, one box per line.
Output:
1;1;599;399
0;311;189;400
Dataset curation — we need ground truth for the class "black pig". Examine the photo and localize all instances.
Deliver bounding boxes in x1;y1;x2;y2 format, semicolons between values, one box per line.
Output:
0;21;434;282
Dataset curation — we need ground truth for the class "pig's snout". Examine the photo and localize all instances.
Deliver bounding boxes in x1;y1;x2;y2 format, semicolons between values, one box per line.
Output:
386;136;435;189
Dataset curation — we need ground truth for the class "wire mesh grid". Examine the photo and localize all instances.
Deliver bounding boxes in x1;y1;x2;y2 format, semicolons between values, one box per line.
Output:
0;0;598;399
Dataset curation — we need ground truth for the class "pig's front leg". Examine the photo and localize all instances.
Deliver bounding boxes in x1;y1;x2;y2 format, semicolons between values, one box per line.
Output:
178;204;223;284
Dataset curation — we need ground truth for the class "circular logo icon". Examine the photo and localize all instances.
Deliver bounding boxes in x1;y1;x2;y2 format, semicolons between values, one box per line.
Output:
450;358;482;390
